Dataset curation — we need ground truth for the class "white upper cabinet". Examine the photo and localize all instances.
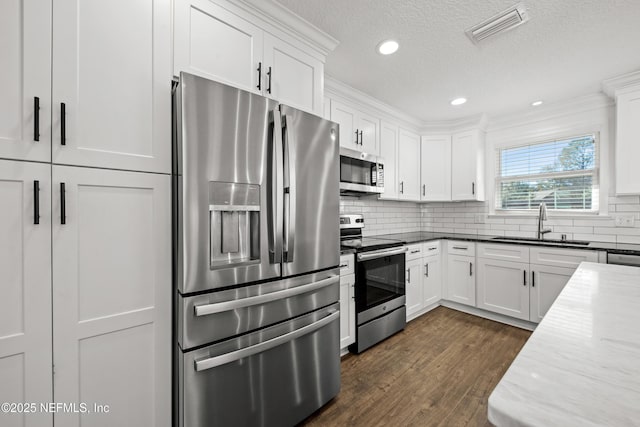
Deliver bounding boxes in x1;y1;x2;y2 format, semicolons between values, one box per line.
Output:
397;129;421;201
0;0;51;163
614;87;640;194
0;160;52;427
330;100;379;154
52;0;171;173
263;33;323;114
174;0;263;94
421;135;452;201
52;165;171;427
379;121;399;199
451;129;485;201
174;0;325;115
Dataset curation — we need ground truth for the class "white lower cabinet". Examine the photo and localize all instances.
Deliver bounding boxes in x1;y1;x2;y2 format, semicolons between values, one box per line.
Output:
529;264;575;323
476;259;529;321
423;255;442;307
52;166;171;427
405;258;424;318
0;160;52;427
339;273;355;349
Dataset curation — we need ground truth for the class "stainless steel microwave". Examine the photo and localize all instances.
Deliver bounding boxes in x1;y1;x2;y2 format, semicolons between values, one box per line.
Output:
339;147;384;195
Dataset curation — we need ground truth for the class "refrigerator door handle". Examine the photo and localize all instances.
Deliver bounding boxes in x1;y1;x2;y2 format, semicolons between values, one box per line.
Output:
194;310;339;372
270;109;284;264
282;113;296;263
193;275;339;317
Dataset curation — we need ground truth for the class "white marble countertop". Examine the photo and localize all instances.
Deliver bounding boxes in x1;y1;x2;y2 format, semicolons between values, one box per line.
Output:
488;262;640;427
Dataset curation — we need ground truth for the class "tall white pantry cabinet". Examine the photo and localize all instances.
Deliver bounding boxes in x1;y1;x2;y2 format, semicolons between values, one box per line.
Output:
0;0;172;426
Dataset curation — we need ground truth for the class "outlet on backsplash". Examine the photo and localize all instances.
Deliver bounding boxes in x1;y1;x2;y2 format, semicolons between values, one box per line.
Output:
614;214;635;227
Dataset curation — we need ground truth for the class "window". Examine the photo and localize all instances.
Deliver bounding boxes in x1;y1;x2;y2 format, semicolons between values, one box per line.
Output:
495;134;599;212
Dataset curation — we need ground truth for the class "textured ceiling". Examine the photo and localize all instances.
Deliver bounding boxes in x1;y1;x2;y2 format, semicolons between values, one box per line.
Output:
275;0;640;121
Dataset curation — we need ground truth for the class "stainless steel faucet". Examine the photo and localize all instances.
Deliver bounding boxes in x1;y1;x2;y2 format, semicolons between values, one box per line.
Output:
537;202;552;240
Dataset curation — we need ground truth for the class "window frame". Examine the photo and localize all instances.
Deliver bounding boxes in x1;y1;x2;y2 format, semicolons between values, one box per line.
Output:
493;132;601;215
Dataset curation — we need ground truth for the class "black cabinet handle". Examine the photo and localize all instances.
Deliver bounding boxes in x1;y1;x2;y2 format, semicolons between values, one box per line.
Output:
60;182;66;225
33;180;40;225
34;97;40;141
532;271;535;287
354;130;359;145
407;268;411;283
523;270;527;286
256;62;262;91
472;182;475;195
469;262;473;276
423;184;426;196
400;181;404;194
359;130;363;145
425;263;429;277
267;66;272;94
60;103;66;145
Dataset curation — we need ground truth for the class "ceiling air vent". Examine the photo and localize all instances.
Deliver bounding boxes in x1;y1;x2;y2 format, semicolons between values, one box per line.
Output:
466;3;529;43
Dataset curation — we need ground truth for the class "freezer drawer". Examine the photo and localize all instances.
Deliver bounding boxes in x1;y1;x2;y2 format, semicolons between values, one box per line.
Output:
178;269;339;350
178;303;341;427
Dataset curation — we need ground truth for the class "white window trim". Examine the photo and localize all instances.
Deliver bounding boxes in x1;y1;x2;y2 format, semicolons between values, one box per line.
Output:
488;129;609;218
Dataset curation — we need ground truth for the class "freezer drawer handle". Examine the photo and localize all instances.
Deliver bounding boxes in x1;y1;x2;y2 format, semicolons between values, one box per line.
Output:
194;310;339;372
193;275;339;317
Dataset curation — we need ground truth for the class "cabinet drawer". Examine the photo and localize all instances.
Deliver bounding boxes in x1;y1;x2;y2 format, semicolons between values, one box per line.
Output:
423;240;440;256
406;243;423;261
529;247;598;269
477;243;529;263
447;240;475;256
339;254;354;276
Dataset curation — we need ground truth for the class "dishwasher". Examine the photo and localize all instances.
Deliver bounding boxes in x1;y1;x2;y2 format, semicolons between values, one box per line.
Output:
607;253;640;266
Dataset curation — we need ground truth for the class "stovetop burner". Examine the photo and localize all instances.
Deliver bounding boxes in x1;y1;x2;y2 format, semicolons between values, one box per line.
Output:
340;214;404;252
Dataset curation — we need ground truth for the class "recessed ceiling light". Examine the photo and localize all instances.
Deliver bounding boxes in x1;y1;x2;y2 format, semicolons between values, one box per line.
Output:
377;40;399;55
531;100;543;106
450;97;467;106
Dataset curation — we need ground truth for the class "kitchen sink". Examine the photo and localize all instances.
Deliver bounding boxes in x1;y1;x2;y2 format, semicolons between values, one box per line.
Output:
490;236;591;246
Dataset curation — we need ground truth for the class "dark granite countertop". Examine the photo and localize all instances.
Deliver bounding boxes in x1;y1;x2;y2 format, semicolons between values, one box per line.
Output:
371;231;640;255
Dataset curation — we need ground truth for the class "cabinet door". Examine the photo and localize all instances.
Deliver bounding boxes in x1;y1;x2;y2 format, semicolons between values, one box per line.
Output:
477;258;529;320
330;100;358;150
263;33;323;115
358;111;380;155
174;0;263;94
421;135;451;201
52;0;171;173
406;258;424;318
451;130;484;201
616;89;640;194
446;255;476;306
339;274;355;349
423;255;442;307
52;166;170;427
0;0;51;162
0;160;52;427
379;122;399;199
397;129;421;200
529;264;575;323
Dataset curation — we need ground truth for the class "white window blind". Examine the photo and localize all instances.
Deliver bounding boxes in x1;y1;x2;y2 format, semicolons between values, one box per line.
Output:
495;134;599;212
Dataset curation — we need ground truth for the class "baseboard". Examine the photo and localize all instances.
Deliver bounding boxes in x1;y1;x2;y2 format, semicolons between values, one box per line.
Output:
440;300;537;331
406;302;441;322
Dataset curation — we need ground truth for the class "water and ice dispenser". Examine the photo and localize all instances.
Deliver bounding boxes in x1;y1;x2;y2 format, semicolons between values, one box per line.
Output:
209;182;260;269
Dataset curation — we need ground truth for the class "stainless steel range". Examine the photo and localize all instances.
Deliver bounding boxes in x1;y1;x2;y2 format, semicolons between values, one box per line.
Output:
340;214;407;353
173;72;341;427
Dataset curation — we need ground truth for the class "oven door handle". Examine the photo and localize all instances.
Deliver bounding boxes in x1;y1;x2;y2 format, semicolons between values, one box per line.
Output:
194;310;339;372
193;275;339;317
357;247;407;261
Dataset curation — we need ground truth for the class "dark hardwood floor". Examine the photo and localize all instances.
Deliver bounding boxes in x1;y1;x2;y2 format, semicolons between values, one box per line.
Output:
301;307;531;427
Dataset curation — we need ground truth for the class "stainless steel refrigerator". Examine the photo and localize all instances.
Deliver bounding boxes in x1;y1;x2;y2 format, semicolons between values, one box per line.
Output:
173;72;341;427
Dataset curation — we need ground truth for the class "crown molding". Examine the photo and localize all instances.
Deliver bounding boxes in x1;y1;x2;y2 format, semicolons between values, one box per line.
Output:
237;0;339;57
485;92;613;132
602;70;640;98
325;76;424;129
420;113;489;134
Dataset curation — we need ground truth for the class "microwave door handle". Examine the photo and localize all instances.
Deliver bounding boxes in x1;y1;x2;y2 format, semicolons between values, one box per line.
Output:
271;110;284;263
283;114;296;263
